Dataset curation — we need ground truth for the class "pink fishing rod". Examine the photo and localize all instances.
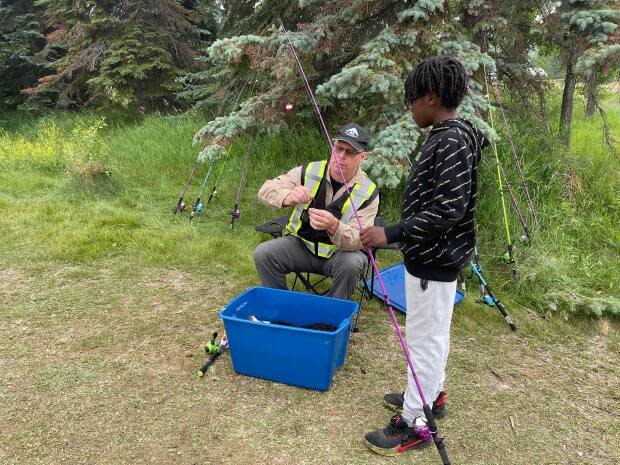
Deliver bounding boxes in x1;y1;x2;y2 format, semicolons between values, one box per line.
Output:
279;20;450;465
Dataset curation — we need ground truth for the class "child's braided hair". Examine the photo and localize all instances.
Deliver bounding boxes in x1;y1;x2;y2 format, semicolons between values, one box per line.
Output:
404;56;468;109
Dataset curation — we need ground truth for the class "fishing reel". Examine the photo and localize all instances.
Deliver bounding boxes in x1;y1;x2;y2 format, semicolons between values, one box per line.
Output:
205;331;218;354
197;334;229;378
189;203;205;222
173;200;186;214
476;294;496;307
231;209;241;220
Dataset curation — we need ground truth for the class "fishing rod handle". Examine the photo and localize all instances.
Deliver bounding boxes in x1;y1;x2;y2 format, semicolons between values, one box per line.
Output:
173;198;186;214
485;281;518;331
423;405;451;465
199;351;221;375
495;300;518;331
207;187;216;204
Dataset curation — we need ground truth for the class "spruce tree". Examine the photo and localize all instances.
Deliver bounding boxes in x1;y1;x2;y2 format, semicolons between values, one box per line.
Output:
540;0;619;144
576;26;620;117
192;0;496;188
458;0;551;122
30;0;205;111
0;0;46;109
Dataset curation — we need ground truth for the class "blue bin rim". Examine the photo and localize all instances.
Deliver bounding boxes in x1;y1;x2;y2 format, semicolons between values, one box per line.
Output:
219;286;358;335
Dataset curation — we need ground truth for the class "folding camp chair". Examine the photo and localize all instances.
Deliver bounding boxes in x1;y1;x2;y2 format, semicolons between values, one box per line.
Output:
255;215;399;331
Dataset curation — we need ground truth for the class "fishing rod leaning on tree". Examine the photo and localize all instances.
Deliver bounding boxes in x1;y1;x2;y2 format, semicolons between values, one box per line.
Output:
467;63;533;281
231;131;255;229
188;77;255;222
188;161;215;221
279;19;451;465
173;77;239;215
202;77;260;212
482;76;518;280
489;75;539;231
479;75;534;243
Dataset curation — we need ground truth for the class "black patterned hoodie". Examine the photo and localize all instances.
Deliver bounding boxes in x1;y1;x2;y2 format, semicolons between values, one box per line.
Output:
384;118;490;282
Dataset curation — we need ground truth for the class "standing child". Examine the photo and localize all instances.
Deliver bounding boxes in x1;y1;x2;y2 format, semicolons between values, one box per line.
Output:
360;56;489;456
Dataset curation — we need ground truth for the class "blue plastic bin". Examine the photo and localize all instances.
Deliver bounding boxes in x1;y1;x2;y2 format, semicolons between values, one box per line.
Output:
219;287;359;391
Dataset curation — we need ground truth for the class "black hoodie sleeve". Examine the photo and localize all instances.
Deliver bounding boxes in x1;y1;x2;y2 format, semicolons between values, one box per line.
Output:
385;129;474;244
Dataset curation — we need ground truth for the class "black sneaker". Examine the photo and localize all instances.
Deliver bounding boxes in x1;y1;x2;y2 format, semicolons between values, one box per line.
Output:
383;391;447;418
364;414;431;456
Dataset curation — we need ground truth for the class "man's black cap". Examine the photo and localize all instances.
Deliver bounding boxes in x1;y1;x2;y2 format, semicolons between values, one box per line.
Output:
333;123;369;152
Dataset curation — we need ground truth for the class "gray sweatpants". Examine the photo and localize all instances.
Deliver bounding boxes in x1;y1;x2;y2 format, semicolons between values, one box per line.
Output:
253;235;366;300
401;272;456;424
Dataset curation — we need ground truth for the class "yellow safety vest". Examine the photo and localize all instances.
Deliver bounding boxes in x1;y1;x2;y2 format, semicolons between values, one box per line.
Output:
286;160;377;258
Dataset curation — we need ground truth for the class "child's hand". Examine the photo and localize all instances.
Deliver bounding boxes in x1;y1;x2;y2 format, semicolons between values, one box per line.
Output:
360;226;388;248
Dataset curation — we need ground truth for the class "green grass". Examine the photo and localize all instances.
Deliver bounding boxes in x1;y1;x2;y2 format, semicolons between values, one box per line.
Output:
476;90;619;317
0;97;619;464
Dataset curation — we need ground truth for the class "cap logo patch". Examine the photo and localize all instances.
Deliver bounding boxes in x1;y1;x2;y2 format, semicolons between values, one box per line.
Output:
344;128;359;138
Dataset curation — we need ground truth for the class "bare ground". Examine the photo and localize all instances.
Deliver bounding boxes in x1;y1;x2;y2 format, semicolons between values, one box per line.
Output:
1;264;618;465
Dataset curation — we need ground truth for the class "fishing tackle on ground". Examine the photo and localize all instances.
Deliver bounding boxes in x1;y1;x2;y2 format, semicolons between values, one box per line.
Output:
231;209;240;221
280;19;451;465
205;331;218;354
197;335;228;378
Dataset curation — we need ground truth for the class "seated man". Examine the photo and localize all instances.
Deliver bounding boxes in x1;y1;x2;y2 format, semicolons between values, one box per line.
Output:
253;123;379;300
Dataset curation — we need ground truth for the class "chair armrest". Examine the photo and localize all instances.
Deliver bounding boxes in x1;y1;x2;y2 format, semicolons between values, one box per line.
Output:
255;215;289;238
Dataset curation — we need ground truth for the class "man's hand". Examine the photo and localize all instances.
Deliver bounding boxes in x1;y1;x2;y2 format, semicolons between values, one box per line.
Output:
308;208;339;235
360;226;388;248
282;186;312;206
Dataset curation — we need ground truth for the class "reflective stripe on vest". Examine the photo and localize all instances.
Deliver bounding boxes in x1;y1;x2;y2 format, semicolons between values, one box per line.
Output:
286;160;327;235
298;235;338;258
287;161;377;258
340;177;377;224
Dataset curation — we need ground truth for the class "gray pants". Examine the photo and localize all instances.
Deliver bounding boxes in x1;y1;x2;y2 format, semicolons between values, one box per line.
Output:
253;235;367;300
402;272;456;424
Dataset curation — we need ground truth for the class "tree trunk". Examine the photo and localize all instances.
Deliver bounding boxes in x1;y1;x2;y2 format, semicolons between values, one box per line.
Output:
585;70;597;118
560;55;577;145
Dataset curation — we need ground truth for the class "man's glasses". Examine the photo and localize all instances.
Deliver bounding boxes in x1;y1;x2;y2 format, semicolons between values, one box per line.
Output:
333;144;361;157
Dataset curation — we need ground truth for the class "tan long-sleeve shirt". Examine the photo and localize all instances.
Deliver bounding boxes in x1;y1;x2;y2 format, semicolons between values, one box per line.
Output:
258;163;379;251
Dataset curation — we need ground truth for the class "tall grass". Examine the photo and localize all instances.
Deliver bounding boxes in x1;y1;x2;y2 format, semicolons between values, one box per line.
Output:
477;89;619;316
0;92;618;317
